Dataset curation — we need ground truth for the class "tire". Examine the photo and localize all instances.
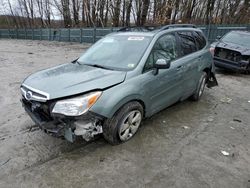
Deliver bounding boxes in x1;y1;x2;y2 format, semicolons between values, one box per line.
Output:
103;101;143;145
191;72;207;101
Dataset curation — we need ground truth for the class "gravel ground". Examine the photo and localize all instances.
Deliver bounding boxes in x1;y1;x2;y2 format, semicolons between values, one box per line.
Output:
0;39;250;188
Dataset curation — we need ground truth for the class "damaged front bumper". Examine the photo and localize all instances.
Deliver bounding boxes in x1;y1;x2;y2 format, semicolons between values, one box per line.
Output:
21;98;104;142
214;57;250;72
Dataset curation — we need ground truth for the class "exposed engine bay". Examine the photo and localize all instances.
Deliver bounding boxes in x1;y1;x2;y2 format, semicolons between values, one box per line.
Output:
215;47;242;62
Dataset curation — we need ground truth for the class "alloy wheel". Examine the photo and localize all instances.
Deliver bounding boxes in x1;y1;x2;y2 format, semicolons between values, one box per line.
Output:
118;110;142;141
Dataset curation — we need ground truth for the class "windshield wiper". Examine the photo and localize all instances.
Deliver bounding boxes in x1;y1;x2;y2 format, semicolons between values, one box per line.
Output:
84;64;114;70
71;58;80;65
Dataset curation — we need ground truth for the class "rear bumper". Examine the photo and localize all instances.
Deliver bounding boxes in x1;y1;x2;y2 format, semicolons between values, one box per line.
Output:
214;57;249;71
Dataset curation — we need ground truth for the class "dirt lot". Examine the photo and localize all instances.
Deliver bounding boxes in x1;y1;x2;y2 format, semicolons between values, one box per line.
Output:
0;39;250;188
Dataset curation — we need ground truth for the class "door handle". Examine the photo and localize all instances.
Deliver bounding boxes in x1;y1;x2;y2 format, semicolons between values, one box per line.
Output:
176;65;184;70
197;56;202;61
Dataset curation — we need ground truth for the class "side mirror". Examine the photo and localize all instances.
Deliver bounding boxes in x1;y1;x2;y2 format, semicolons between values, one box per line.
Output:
152;58;171;75
154;58;171;69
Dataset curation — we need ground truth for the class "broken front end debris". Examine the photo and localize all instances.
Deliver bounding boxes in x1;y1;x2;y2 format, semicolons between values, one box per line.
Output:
21;97;104;142
214;47;250;72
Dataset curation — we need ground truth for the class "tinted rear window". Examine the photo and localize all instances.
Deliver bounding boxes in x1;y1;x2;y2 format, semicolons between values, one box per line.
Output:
177;31;197;56
193;31;206;50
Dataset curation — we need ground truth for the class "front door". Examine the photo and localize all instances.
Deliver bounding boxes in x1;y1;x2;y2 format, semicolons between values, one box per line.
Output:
141;33;184;115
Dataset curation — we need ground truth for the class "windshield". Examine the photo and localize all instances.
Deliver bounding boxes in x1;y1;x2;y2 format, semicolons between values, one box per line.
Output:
221;32;250;48
78;35;152;71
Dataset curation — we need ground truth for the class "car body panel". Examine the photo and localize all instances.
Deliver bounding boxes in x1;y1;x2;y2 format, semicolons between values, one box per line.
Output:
91;48;216;119
178;52;201;98
22;63;126;100
145;61;184;115
90;64;182;118
215;42;250;56
214;58;249;71
91;32;216;118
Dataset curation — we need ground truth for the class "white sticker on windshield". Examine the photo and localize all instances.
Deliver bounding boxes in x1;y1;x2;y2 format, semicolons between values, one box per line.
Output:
103;38;114;43
128;36;144;41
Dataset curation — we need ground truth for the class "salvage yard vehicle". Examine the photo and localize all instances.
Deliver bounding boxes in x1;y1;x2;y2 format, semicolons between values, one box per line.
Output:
211;30;250;72
20;24;218;145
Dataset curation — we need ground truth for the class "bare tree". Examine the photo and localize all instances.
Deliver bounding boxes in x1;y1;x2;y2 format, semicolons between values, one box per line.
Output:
112;0;121;26
53;0;71;27
125;0;133;26
61;0;71;27
205;0;216;24
7;0;19;27
2;0;250;28
141;0;150;25
36;0;44;27
44;0;52;26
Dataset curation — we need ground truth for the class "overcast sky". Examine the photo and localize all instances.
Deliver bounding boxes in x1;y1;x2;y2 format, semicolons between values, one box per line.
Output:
0;0;16;15
0;0;61;20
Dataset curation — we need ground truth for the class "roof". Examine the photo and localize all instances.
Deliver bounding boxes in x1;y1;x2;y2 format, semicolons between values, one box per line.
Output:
114;24;201;37
112;31;156;37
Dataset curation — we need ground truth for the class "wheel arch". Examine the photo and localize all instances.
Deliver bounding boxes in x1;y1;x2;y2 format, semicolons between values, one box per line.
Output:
90;92;147;119
203;67;211;75
110;97;146;119
202;66;218;87
202;67;211;82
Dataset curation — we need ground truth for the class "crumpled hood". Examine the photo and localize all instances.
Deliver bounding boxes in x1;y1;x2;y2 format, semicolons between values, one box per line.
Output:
216;42;250;55
22;63;126;100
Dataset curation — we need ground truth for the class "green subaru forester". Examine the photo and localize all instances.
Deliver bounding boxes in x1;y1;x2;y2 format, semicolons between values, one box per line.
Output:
21;24;218;144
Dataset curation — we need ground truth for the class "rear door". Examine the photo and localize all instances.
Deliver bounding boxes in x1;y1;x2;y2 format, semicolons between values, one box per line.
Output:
192;31;208;81
176;31;204;98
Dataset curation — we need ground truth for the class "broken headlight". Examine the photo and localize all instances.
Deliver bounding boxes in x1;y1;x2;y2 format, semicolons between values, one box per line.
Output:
52;91;102;116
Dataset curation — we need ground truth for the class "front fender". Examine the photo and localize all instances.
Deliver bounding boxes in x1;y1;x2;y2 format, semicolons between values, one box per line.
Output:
89;82;146;119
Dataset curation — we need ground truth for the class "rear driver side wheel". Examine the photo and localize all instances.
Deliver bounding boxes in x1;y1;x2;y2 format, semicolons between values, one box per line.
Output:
191;72;207;101
103;101;143;145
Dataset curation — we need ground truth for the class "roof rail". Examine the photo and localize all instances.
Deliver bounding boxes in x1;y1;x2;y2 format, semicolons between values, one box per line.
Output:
160;24;197;31
117;24;197;33
117;26;159;32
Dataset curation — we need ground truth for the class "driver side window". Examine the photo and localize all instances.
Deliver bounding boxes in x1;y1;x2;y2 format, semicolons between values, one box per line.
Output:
144;34;177;72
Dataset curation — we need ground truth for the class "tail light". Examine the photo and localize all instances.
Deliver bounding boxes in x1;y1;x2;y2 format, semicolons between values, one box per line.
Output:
209;47;215;56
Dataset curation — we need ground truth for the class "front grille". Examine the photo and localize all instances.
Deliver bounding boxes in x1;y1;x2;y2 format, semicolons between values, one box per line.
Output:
22;98;52;122
21;85;49;102
215;47;242;62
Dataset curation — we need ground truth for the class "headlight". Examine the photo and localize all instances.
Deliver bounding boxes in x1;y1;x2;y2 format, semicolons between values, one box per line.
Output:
52;91;102;116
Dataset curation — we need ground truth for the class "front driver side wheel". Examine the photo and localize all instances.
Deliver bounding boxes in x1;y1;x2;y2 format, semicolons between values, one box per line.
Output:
103;101;143;145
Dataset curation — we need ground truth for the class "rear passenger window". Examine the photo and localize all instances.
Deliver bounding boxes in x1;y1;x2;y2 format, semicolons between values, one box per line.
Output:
193;31;206;50
177;31;197;56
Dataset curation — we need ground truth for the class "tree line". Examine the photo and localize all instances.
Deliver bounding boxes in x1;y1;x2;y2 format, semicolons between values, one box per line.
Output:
1;0;250;28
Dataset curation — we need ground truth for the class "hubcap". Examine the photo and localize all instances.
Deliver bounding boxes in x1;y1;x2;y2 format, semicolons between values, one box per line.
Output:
199;77;206;97
119;110;142;141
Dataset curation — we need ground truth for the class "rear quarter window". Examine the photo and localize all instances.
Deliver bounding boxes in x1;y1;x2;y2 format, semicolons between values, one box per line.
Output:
177;31;197;56
193;31;206;50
